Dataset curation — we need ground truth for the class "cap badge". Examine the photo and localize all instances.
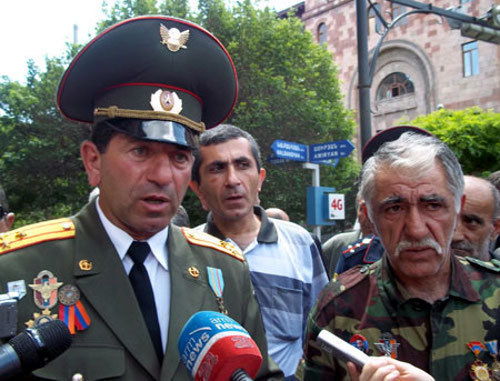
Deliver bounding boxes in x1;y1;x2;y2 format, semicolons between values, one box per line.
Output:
150;89;183;114
160;24;190;52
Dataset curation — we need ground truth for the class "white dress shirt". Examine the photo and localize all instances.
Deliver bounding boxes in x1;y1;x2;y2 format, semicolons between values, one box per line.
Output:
95;199;171;352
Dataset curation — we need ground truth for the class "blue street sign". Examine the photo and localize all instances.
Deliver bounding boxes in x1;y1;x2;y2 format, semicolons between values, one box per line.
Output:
267;154;290;165
271;140;308;162
309;140;355;161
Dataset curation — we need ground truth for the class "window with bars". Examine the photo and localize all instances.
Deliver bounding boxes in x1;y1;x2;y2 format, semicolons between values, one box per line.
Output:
376;72;415;100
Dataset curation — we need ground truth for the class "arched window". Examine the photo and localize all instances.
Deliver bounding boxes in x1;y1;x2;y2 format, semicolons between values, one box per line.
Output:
318;23;327;44
376;72;415;100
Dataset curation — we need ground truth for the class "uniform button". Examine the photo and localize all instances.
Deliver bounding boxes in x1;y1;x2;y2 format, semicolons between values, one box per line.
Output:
72;373;84;381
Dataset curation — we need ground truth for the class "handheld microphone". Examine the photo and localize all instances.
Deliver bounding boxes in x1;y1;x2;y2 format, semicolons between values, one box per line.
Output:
178;311;262;381
0;319;72;379
316;329;369;369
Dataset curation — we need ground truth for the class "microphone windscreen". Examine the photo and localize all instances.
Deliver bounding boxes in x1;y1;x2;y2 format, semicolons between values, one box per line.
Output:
178;311;262;380
9;320;72;371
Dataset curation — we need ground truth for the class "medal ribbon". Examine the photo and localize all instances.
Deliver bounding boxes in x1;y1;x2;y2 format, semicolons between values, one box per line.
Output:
207;267;224;298
467;341;485;357
485;340;498;357
59;301;91;334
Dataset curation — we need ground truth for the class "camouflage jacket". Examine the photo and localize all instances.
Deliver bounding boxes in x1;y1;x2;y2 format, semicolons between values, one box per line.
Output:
296;255;500;380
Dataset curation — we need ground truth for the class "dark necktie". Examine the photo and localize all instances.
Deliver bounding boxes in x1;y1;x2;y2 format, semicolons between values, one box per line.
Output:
127;241;163;361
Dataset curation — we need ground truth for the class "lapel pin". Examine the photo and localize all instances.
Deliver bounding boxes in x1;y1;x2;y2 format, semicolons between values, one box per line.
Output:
188;266;200;278
79;260;93;271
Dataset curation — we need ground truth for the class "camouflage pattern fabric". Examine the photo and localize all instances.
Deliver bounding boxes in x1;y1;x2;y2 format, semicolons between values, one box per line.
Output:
296;255;500;380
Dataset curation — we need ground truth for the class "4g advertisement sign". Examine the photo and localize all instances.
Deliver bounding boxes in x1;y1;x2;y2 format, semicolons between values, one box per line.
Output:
328;193;345;220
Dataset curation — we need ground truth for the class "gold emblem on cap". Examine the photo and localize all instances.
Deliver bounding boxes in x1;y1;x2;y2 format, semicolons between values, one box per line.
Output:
160;24;190;52
150;89;183;114
79;260;93;271
188;266;200;278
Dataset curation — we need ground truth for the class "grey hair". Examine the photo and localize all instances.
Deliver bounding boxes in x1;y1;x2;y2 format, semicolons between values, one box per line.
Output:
489;181;500;220
360;132;464;219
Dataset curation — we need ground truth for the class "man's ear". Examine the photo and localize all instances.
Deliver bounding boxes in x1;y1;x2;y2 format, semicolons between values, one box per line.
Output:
189;180;209;211
5;213;15;231
257;168;266;192
81;141;102;187
492;217;500;241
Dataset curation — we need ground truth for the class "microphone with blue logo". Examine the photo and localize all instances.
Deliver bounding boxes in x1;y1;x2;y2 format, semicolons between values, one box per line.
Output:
178;311;262;380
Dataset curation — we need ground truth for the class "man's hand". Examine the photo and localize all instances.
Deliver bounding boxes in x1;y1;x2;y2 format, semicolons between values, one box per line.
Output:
347;357;435;381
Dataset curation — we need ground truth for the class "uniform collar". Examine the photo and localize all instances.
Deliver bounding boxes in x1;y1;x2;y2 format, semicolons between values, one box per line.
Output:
378;252;481;313
204;205;278;243
95;197;169;270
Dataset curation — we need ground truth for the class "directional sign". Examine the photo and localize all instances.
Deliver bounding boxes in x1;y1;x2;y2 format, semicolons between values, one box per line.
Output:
271;140;308;162
267;154;290;165
309;140;355;161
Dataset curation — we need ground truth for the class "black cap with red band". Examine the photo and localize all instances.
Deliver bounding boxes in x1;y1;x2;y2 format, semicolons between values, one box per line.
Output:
57;16;238;148
361;125;433;164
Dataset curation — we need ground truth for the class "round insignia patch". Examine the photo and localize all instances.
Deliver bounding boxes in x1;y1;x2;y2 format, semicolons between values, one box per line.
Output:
349;334;369;353
58;284;80;306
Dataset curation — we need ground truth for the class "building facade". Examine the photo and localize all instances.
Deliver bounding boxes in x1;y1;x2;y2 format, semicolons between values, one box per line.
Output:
290;0;500;142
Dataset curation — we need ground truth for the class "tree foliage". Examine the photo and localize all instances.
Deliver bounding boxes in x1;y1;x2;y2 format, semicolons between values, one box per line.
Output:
192;0;359;228
0;0;359;232
403;107;500;177
0;46;91;228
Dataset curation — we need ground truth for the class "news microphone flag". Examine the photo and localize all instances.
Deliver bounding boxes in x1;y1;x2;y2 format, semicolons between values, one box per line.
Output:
178;311;262;380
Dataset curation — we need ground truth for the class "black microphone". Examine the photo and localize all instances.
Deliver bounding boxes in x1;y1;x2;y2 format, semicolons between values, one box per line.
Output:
0;319;72;379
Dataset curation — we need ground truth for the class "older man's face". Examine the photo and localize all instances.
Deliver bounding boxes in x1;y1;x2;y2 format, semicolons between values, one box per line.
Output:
366;161;460;281
451;177;499;261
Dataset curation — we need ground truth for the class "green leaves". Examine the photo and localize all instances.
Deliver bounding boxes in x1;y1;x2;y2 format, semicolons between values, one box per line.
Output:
407;107;500;176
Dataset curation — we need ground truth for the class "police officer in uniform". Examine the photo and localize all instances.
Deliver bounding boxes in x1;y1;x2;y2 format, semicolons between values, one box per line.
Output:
0;16;282;380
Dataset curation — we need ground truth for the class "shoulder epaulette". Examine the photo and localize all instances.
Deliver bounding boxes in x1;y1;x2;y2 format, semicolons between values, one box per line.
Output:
342;237;372;256
330;263;374;295
0;218;75;255
464;256;500;273
182;227;244;262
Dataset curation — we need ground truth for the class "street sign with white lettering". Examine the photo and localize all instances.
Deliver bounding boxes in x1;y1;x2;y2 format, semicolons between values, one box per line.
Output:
309;140;355;161
271;140;308;162
267;154;290;165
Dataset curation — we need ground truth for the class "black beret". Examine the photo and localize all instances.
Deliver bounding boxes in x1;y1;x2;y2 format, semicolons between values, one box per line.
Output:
361;125;432;163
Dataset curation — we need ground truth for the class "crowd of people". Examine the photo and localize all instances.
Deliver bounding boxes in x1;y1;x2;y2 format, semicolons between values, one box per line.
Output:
0;15;498;381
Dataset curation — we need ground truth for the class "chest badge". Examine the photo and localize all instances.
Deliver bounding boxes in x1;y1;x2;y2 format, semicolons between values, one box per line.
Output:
29;270;62;309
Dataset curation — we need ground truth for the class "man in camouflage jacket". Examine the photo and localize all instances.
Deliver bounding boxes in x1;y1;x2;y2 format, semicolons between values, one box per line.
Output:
296;126;500;380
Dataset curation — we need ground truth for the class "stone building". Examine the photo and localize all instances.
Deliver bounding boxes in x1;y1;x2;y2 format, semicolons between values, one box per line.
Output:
280;0;500;142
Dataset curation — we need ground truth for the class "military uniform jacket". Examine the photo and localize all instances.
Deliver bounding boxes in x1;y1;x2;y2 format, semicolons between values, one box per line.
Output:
0;201;283;380
296;255;500;380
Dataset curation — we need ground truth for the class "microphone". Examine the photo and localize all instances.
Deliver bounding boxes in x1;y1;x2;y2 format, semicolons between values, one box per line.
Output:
0;319;72;379
178;311;262;381
316;329;369;369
